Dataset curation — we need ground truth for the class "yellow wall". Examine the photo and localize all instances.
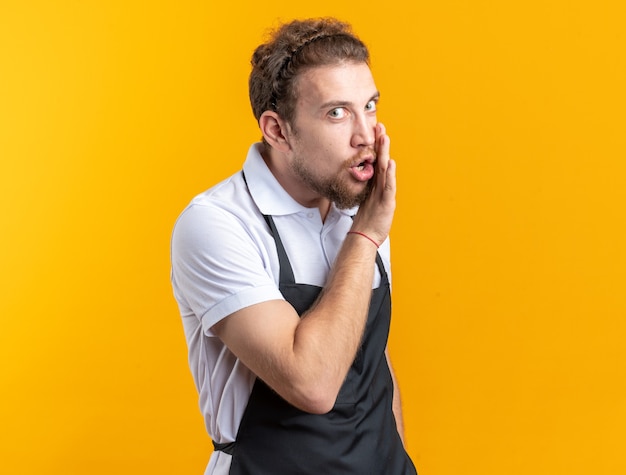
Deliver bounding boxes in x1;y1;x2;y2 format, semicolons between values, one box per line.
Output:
1;1;625;474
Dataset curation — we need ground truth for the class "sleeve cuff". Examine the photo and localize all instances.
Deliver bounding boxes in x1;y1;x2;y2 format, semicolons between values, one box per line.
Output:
200;284;285;337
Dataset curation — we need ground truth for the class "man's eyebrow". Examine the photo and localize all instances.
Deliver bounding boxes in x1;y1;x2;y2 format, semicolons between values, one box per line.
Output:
318;92;380;110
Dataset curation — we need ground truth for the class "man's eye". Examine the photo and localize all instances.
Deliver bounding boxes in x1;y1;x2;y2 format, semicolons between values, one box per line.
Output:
365;100;377;112
329;108;347;119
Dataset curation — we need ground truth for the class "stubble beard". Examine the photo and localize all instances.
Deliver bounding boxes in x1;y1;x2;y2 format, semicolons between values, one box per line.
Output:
292;154;374;210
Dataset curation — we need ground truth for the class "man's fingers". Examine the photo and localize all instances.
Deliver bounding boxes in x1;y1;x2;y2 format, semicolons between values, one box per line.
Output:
376;123;389;167
385;158;396;192
375;123;391;191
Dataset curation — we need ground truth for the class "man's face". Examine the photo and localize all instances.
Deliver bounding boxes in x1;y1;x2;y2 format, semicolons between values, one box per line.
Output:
286;62;379;209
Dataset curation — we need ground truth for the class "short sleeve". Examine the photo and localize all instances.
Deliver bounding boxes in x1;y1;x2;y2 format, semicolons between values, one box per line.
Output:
171;203;284;336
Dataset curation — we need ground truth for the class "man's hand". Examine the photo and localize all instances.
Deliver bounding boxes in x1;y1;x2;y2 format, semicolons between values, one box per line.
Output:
351;122;396;246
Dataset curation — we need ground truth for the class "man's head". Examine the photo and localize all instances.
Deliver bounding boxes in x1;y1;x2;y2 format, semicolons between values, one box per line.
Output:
250;18;379;211
249;18;370;126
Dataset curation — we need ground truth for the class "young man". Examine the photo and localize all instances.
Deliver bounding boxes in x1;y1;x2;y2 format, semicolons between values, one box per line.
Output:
171;17;417;475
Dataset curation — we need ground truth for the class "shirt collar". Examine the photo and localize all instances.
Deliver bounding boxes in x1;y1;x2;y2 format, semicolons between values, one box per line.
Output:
243;143;357;218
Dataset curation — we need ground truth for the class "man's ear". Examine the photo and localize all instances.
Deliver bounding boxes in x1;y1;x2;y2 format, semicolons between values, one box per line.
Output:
259;111;292;153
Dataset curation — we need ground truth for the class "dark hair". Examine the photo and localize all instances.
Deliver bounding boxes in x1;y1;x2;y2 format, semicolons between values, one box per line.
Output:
249;18;370;126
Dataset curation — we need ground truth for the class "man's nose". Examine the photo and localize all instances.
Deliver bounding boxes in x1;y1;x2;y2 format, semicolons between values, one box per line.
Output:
351;113;376;148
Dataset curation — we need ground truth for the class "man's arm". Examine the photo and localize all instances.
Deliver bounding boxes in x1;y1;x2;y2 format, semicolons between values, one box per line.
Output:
212;124;395;414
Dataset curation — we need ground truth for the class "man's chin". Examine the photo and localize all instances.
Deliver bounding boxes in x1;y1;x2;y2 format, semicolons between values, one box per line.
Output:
333;183;372;210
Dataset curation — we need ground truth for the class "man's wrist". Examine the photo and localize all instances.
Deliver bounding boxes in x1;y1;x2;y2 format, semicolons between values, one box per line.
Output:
346;230;380;248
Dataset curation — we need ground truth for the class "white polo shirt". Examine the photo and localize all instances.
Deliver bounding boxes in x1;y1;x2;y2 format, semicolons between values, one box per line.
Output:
170;143;391;475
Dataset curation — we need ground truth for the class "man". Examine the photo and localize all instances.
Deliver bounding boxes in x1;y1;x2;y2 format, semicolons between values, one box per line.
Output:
171;17;417;475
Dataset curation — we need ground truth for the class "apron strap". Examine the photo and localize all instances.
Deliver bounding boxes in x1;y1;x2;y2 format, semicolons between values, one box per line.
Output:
212;440;236;455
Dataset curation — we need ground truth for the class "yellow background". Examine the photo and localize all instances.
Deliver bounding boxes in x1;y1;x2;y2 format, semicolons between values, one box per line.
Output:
1;1;625;474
